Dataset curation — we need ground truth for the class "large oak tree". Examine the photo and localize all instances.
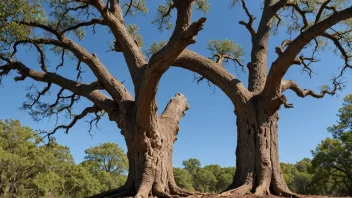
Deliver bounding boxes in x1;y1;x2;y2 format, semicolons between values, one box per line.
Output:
0;0;205;197
1;0;352;197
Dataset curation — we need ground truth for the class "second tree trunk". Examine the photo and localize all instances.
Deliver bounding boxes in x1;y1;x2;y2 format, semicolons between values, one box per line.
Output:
225;104;296;197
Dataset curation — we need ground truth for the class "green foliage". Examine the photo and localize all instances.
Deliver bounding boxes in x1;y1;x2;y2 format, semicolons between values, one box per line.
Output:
175;159;235;193
153;0;174;31
128;24;144;48
0;0;44;50
328;94;352;138
207;39;245;68
207;40;244;57
173;168;194;191
145;40;167;58
192;168;217;192
194;0;210;13
123;0;148;16
281;159;314;195
0;120;127;197
0;119;102;198
83;142;128;174
311;134;352;195
279;95;352;196
81;142;128;191
182;158;201;175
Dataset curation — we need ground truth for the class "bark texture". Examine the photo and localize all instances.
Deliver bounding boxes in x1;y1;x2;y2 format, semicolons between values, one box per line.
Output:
4;1;352;198
89;93;191;198
222;101;296;197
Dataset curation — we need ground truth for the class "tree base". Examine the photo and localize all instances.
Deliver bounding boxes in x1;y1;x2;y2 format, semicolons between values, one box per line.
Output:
87;183;197;198
220;184;300;198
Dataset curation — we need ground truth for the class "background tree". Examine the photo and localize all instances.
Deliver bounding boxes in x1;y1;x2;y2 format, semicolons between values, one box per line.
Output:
182;158;201;176
173;168;194;192
83;142;128;175
280;159;313;195
0;119;104;198
175;158;235;193
0;0;206;197
81;143;128;191
311;95;352;196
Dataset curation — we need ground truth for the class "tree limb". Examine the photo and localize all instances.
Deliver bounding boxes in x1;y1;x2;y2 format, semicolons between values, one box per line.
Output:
76;0;147;83
0;61;117;118
173;49;251;106
47;105;100;137
280;80;336;98
15;21;61;39
160;93;189;136
62;18;106;33
285;2;311;32
136;0;206;131
60;36;133;103
9;37;132;103
238;0;256;37
264;6;352;98
315;0;333;23
247;0;279;92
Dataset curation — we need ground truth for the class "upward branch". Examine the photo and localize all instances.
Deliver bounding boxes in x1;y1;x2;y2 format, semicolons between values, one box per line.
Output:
247;0;280;92
264;6;352;98
135;0;206;131
238;0;256;38
173;49;251;108
77;0;148;83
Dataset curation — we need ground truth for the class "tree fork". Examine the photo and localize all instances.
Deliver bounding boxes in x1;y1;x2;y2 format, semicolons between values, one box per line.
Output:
89;93;191;198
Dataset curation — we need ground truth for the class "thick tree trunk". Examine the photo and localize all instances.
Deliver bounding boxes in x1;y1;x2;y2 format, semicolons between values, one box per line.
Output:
89;94;190;198
223;104;297;197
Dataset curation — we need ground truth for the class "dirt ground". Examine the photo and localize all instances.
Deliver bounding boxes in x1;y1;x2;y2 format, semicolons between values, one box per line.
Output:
183;194;351;198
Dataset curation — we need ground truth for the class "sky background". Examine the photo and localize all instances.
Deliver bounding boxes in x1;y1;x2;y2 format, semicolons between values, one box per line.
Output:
1;1;352;168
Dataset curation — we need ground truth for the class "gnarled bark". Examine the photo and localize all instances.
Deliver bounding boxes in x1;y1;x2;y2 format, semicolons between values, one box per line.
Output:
89;93;191;198
222;102;297;197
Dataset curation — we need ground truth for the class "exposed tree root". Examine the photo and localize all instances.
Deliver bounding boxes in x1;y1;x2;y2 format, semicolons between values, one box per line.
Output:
220;184;252;197
219;183;301;198
170;186;194;197
271;187;300;198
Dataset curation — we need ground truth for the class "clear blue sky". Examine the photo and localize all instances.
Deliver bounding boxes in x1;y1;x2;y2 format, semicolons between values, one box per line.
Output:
1;1;352;168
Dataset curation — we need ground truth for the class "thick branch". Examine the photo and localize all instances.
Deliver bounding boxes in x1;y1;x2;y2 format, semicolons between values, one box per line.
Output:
1;61;117;118
60;36;133;102
10;37;132;103
247;0;277;92
78;0;147;83
280;80;335;98
136;0;206;130
160;93;189;136
173;49;251;107
264;6;352;97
